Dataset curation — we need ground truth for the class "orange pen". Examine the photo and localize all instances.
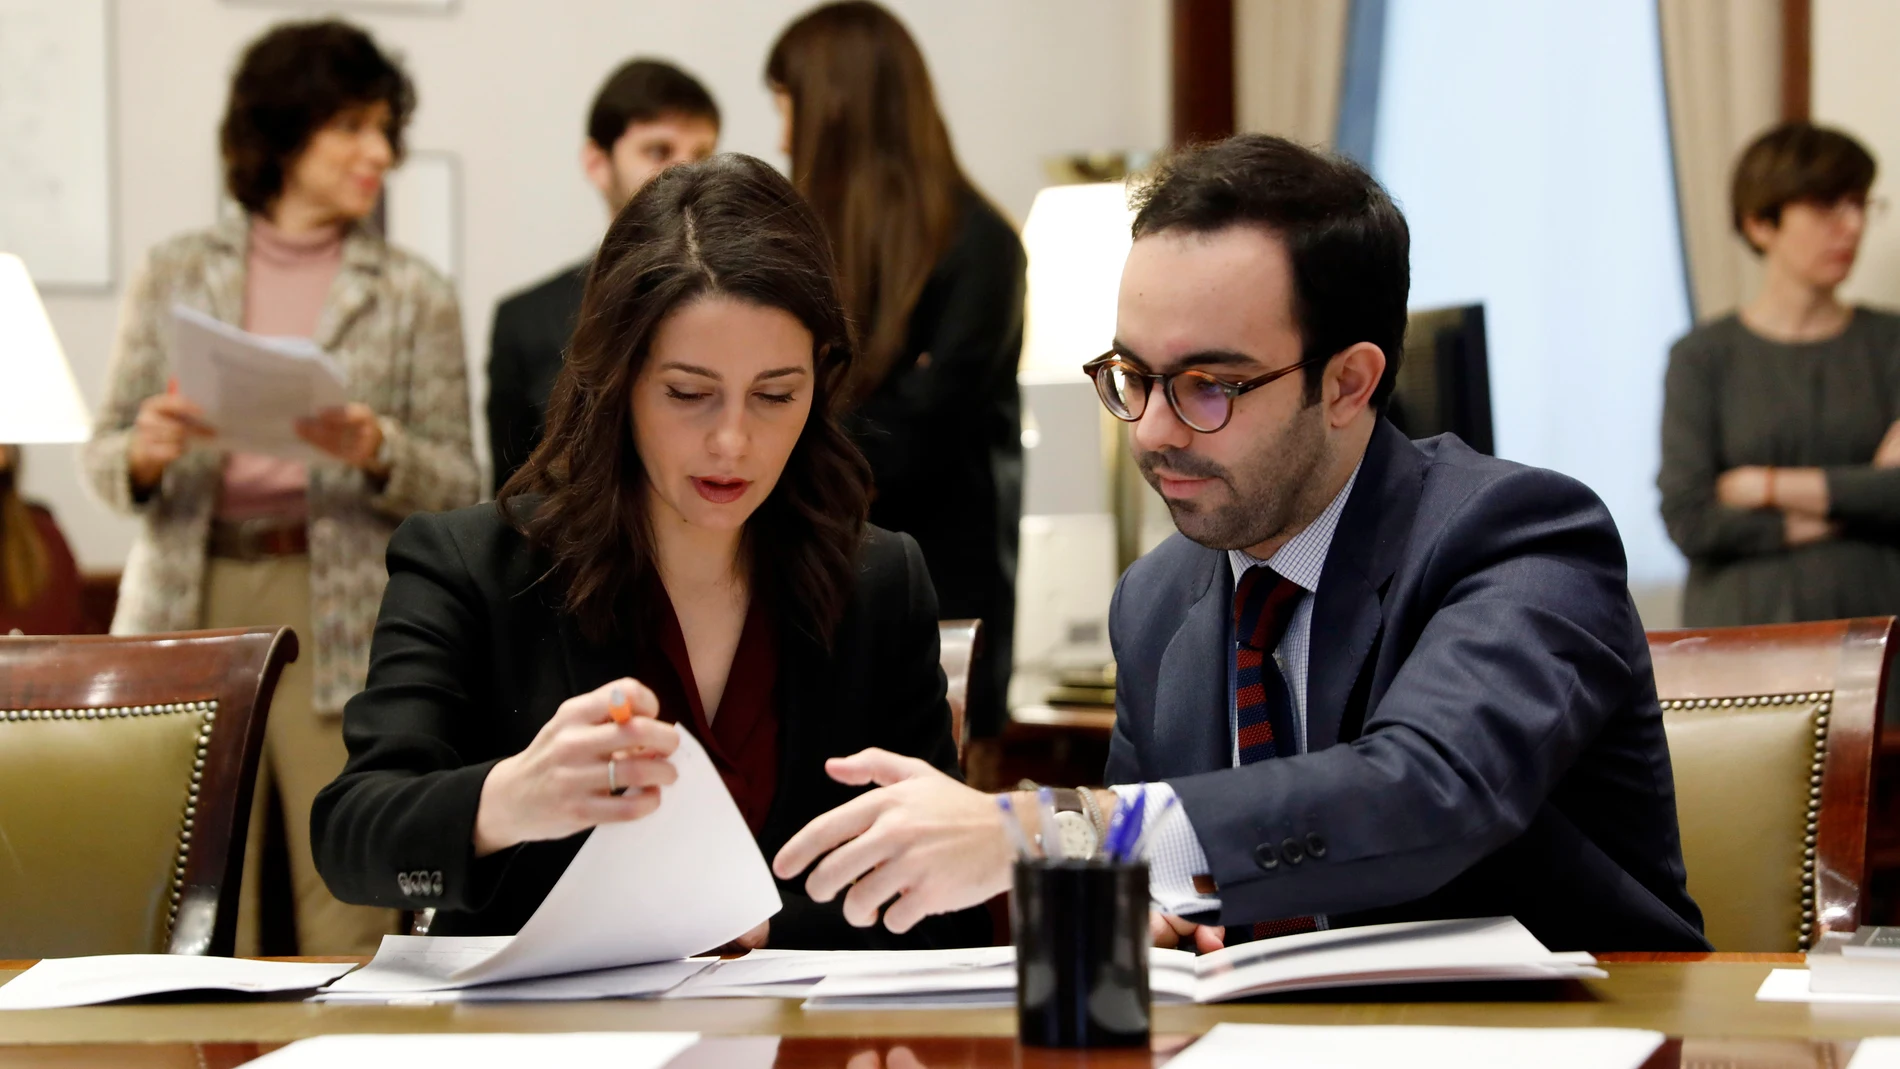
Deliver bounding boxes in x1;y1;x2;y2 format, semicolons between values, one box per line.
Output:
608;685;632;725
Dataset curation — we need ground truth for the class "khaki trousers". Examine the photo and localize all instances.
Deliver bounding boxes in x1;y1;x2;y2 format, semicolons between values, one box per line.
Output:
202;555;396;956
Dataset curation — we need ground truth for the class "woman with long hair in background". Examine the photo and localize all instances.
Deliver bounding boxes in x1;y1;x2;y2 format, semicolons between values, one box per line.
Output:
767;1;1027;742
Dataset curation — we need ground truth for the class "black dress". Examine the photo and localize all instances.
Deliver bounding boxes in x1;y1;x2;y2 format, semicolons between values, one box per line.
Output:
310;502;991;950
1659;308;1900;626
852;191;1026;737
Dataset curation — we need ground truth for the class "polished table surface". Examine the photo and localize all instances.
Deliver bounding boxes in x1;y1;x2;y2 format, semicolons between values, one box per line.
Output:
0;953;1889;1065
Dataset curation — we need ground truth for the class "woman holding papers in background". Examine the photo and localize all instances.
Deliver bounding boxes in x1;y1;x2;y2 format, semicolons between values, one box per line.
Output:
81;21;478;956
311;153;990;951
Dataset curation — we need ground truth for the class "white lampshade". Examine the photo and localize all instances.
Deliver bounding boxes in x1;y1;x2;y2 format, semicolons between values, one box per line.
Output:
1019;182;1136;382
0;253;90;443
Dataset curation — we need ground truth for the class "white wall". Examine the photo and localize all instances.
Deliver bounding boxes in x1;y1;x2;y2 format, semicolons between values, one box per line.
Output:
1816;0;1900;310
23;0;1168;570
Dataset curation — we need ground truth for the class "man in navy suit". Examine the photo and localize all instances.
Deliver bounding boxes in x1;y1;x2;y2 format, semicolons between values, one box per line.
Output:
774;134;1708;952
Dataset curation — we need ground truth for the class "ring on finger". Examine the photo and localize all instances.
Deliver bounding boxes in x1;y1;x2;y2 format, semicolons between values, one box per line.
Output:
607;756;627;796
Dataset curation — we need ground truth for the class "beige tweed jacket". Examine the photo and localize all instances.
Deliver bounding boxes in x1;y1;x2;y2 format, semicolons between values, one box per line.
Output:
81;216;479;714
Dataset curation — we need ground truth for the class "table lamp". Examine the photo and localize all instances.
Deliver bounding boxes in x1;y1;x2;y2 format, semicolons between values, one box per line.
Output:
1012;183;1137;700
0;254;90;444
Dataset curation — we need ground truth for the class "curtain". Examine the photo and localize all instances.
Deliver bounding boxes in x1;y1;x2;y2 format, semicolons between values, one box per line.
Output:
1659;0;1784;322
1234;0;1352;147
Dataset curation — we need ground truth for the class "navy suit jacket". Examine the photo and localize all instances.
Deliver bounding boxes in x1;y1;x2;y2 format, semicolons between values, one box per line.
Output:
1105;419;1709;952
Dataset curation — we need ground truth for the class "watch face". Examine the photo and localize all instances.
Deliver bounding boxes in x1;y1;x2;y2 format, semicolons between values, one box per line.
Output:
1055;809;1098;860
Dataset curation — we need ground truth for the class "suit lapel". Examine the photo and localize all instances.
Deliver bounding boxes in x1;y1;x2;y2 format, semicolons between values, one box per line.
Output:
557;596;640;709
1305;419;1426;750
1152;550;1232;777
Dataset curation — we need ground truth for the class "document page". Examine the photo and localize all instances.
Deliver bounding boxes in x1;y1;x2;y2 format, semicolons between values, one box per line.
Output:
170;304;349;459
1166;1024;1664;1069
0;956;356;1010
245;1032;701;1069
326;730;780;994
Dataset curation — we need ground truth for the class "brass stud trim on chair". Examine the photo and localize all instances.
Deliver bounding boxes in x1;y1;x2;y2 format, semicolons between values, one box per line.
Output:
0;699;220;943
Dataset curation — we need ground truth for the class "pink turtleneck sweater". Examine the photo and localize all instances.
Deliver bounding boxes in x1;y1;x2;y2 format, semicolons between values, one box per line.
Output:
215;217;344;522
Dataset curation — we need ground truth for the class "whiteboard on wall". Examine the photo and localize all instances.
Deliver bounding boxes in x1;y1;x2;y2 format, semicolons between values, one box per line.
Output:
0;0;113;288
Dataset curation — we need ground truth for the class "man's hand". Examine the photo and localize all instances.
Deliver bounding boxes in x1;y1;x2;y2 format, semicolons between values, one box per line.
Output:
1785;511;1838;547
772;748;1013;934
1150;911;1225;953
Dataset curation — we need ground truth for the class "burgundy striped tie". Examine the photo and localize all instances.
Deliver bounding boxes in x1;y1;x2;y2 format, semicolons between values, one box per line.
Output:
1232;565;1319;940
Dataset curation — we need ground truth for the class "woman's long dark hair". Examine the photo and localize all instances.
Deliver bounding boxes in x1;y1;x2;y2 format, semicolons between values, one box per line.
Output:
499;153;872;648
766;1;969;398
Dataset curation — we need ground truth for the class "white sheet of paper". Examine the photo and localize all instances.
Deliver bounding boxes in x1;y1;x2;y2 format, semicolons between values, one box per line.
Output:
1165;1024;1664;1069
665;947;1014;1000
170;304;349;459
1849;1036;1900;1068
244;1032;700;1069
315;956;711;1003
325;731;779;994
0;956;356;1010
1756;967;1900;1003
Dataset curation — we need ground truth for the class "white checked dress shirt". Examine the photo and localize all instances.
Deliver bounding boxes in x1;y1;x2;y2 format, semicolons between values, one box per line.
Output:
1114;465;1360;918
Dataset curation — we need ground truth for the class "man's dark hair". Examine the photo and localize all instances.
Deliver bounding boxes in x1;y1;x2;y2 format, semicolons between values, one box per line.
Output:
587;59;720;152
1130;135;1411;408
1731;121;1877;253
220;20;414;215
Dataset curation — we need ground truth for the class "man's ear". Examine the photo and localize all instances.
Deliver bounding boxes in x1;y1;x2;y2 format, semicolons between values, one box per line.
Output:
1324;342;1386;429
581;139;614;199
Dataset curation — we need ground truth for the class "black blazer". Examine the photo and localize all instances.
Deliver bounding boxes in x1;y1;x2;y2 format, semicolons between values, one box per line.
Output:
486;262;587;495
1107;419;1710;952
854;191;1025;737
311;503;991;950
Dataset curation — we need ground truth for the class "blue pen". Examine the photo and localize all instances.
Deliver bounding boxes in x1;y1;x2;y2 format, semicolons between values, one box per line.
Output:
1124;793;1177;862
1100;791;1133;865
1107;789;1148;862
997;794;1034;859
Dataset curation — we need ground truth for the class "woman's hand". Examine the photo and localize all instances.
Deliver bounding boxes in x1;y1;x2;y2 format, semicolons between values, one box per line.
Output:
296;403;388;475
128;392;215;492
472;677;680;857
1876;421;1900;469
1785;511;1838;548
1715;466;1771;510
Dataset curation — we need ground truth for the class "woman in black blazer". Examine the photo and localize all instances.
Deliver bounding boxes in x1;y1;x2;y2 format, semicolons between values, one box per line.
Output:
767;2;1027;738
311;153;989;950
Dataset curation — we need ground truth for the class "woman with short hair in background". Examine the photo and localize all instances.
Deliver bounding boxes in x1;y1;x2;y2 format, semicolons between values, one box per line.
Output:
81;19;478;954
1660;122;1900;633
766;1;1027;741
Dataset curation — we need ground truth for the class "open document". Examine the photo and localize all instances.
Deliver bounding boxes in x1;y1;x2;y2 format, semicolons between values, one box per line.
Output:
1166;1023;1664;1069
324;730;780;997
170;304;349;459
802;917;1603;1009
0;956;355;1010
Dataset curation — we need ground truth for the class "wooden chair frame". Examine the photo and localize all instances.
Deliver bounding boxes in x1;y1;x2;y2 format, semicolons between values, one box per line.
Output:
0;627;296;955
1648;617;1893;947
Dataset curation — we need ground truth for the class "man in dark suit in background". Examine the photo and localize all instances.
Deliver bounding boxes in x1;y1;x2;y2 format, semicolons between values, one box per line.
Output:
486;60;719;493
770;135;1709;953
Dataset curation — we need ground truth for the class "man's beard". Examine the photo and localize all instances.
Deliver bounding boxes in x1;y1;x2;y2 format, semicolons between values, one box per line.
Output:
1135;402;1330;552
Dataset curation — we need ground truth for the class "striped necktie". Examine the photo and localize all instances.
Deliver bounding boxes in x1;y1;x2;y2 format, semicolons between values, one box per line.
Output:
1232;564;1319;940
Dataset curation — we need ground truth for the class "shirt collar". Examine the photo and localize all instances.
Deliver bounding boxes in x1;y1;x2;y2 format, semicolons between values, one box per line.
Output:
1227;463;1363;594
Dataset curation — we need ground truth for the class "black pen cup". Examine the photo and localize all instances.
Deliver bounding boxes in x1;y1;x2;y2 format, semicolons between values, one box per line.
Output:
1012;859;1151;1048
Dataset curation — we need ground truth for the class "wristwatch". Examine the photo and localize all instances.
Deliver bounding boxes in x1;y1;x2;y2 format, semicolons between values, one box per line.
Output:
1052;787;1106;859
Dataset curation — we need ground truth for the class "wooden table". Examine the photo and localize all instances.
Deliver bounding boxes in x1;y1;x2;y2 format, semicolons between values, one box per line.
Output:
0;953;1890;1066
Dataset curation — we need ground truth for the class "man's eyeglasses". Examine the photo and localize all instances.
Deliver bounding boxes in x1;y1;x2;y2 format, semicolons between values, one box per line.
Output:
1081;351;1320;433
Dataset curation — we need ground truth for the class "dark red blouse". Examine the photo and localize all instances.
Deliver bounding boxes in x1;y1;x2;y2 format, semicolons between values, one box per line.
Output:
633;587;779;835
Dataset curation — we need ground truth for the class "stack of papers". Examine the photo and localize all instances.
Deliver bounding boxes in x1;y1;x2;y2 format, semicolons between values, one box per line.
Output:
661;947;1013;1000
803;918;1601;1009
1166;1024;1664;1069
323;731;779;1000
171;305;350;460
0;956;356;1010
